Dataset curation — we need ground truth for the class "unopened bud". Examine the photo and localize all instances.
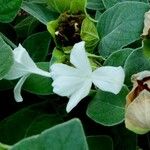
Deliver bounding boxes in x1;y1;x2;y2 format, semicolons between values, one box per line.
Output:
125;71;150;134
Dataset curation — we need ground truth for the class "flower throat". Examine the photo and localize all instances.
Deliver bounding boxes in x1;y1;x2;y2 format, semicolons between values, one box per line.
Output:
55;12;85;47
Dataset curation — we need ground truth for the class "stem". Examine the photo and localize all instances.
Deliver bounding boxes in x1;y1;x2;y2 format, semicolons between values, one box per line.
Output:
87;52;106;60
0;32;17;49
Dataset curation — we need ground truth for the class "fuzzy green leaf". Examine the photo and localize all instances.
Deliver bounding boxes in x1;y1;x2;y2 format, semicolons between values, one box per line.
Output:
0;36;14;80
81;17;99;52
10;119;88;150
87;86;129;126
104;48;133;67
0;101;62;145
103;0;148;9
124;48;150;85
97;2;149;56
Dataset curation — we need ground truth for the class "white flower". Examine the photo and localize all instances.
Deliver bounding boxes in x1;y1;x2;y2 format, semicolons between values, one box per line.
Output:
4;44;51;102
50;41;125;112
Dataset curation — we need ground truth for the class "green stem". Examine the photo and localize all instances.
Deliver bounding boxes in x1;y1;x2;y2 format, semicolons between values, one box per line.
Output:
0;142;12;150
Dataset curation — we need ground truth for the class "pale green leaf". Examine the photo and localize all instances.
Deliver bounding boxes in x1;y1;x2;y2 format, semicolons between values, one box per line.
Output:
70;0;86;14
47;0;71;13
0;143;11;150
81;17;99;52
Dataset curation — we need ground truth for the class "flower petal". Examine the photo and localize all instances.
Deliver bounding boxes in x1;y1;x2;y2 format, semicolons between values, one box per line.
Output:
52;76;85;97
4;61;29;80
4;44;51;80
14;74;30;102
51;63;92;97
66;79;92;112
92;66;125;94
70;41;92;74
125;90;150;134
13;44;37;69
50;63;84;80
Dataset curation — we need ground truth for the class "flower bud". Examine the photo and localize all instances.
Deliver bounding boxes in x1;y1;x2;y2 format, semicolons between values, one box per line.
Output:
142;10;150;37
125;71;150;134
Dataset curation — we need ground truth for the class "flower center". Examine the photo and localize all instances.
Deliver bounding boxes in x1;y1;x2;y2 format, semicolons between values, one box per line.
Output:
55;12;85;47
133;76;150;100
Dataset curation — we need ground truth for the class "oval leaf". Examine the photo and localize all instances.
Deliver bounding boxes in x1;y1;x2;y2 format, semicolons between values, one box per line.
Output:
10;119;88;150
103;0;148;9
97;2;149;56
23;32;51;62
87;86;129;126
124;48;150;85
0;101;62;145
104;48;133;67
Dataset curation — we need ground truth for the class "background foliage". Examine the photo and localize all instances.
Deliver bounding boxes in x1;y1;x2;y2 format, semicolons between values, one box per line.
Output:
0;0;150;149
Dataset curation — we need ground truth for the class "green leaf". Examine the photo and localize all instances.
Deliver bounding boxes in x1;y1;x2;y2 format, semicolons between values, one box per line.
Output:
47;0;71;13
47;0;86;14
97;2;150;56
103;0;148;9
124;48;150;85
23;32;51;62
87;86;129;126
21;1;59;25
23;62;53;95
49;49;67;66
47;19;59;39
87;135;113;150
15;16;39;38
0;101;63;145
0;36;14;80
81;17;99;52
70;0;86;14
10;119;88;150
0;0;22;23
104;48;133;67
87;0;105;11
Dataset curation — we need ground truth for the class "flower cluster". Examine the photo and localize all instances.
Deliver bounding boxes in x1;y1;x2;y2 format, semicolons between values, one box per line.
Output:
5;42;125;113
